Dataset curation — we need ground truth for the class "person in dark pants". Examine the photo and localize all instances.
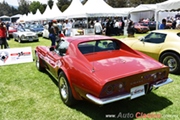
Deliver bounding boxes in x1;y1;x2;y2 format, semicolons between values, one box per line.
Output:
0;22;8;49
105;19;111;36
127;20;135;37
120;18;125;35
48;21;57;47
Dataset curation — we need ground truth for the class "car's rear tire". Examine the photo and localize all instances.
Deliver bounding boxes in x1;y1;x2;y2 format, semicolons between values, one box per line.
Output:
160;52;180;74
58;72;76;106
35;52;45;72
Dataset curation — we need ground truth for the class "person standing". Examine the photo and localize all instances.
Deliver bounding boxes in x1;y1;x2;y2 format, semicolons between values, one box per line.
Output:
127;20;135;37
94;20;102;35
159;19;166;29
57;20;62;34
120;17;125;35
63;18;72;37
105;19;111;36
0;22;8;49
48;21;58;47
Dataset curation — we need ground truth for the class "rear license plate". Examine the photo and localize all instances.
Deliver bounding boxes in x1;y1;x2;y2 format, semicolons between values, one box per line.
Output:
131;85;145;99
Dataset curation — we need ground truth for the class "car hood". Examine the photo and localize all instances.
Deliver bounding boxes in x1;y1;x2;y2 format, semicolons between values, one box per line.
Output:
91;56;163;83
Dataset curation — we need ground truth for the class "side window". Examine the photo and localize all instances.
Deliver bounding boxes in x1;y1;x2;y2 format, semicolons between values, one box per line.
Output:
144;32;166;43
55;39;69;56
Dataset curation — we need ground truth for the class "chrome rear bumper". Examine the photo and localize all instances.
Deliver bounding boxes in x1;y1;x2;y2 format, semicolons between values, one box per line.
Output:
86;78;173;105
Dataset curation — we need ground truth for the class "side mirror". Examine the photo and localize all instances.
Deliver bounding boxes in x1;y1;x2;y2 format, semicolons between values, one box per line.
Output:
138;37;145;44
138;37;144;41
49;46;55;51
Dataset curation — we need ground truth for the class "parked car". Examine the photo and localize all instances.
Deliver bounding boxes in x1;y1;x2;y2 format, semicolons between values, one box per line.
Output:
141;21;172;30
141;21;157;31
30;24;44;36
134;22;149;33
121;30;180;74
13;28;39;43
42;24;49;39
8;26;17;38
35;35;172;106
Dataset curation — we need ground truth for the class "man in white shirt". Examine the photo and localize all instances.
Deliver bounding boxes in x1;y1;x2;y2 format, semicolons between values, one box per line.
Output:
63;18;72;36
94;20;102;35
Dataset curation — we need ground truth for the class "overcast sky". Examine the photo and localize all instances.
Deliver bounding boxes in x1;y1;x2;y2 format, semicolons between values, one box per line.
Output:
0;0;58;6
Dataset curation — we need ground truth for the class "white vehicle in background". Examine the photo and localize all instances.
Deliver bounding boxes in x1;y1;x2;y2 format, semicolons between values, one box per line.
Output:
42;24;49;39
13;27;39;43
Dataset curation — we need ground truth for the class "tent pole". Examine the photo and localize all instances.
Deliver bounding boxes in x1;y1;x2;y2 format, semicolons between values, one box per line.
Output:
155;10;159;30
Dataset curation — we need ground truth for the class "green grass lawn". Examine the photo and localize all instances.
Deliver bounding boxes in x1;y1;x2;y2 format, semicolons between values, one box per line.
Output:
0;35;180;120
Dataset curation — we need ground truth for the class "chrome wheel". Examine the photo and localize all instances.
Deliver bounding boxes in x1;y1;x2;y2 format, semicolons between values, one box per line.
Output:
59;76;68;100
58;72;76;106
35;52;44;71
163;56;177;72
36;53;40;69
160;52;180;74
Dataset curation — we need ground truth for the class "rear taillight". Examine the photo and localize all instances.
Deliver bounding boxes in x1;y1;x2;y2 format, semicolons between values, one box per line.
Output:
100;82;125;97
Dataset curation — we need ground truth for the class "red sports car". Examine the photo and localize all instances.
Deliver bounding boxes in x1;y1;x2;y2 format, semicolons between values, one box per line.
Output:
35;35;173;106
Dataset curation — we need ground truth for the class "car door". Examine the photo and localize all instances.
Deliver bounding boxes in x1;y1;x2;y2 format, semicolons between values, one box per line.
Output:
46;40;70;77
131;32;166;60
46;50;62;76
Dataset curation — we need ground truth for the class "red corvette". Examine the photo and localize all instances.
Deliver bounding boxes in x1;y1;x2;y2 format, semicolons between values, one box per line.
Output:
35;35;173;106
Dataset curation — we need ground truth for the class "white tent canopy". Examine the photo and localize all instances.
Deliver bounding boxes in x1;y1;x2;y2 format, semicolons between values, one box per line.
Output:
129;4;157;22
60;0;86;18
32;9;43;21
130;4;157;13
16;14;27;23
49;2;63;19
155;0;180;29
25;12;33;22
113;7;134;17
40;5;52;20
11;14;22;18
156;0;180;11
83;0;125;17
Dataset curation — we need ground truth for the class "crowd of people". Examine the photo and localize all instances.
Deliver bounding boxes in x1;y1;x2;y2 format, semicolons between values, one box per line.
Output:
48;18;73;47
2;13;180;49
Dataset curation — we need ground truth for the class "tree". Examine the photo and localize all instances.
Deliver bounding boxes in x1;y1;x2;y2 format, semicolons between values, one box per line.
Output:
47;0;54;9
106;0;127;7
18;0;30;15
41;4;47;14
57;0;71;12
29;1;44;14
0;1;18;16
81;0;88;5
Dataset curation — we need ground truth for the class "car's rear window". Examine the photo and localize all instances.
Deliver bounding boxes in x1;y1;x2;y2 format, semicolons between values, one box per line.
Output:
78;40;120;54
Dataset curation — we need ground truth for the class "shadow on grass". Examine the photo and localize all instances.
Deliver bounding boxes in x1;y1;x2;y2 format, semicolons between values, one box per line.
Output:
72;93;173;120
45;72;173;120
44;71;59;87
